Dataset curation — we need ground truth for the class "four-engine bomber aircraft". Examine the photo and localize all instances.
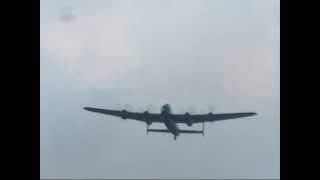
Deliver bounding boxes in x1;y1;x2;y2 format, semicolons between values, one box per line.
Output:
84;104;257;140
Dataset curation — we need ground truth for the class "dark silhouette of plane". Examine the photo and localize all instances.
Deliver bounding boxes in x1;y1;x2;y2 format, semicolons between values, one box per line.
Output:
84;104;257;140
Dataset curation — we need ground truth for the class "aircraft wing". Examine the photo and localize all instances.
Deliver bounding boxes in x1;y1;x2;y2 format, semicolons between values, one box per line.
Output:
83;107;162;123
170;112;257;124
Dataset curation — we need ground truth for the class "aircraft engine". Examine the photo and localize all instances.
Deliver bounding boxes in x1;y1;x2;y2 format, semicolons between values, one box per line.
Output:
121;110;127;119
144;111;152;125
185;112;192;126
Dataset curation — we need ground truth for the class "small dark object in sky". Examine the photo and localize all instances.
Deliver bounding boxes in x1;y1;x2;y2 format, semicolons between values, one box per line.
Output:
60;6;75;23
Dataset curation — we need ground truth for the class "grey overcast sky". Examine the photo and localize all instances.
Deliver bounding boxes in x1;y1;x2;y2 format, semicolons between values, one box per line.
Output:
40;0;279;178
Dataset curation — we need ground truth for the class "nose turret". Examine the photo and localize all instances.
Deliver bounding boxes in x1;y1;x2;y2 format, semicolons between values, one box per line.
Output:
161;104;171;114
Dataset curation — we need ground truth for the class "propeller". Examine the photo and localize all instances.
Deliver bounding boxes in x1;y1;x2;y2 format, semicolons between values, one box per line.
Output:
146;104;156;113
187;105;197;114
124;104;133;111
137;104;156;113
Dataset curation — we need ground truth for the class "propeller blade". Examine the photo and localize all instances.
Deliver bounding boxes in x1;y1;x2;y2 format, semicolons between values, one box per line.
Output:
146;104;156;112
187;105;197;114
124;104;133;111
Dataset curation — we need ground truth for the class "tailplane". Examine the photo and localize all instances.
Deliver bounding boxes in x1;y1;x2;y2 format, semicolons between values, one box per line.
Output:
147;129;204;134
147;129;171;133
179;129;204;134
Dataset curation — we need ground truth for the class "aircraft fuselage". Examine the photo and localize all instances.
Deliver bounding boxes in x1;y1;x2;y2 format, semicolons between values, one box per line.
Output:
161;104;180;138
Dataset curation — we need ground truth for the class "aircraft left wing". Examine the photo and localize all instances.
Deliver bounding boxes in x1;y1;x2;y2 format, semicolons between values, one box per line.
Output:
83;107;162;123
170;112;257;124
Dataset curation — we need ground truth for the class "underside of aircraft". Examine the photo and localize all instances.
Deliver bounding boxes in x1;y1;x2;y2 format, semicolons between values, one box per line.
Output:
84;104;257;140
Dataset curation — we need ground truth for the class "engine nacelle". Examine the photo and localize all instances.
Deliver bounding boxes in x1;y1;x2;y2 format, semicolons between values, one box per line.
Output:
144;111;152;125
121;110;127;119
185;112;192;126
208;112;214;121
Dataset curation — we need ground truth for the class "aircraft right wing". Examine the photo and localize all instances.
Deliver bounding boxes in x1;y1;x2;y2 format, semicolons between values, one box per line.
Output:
170;112;257;124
